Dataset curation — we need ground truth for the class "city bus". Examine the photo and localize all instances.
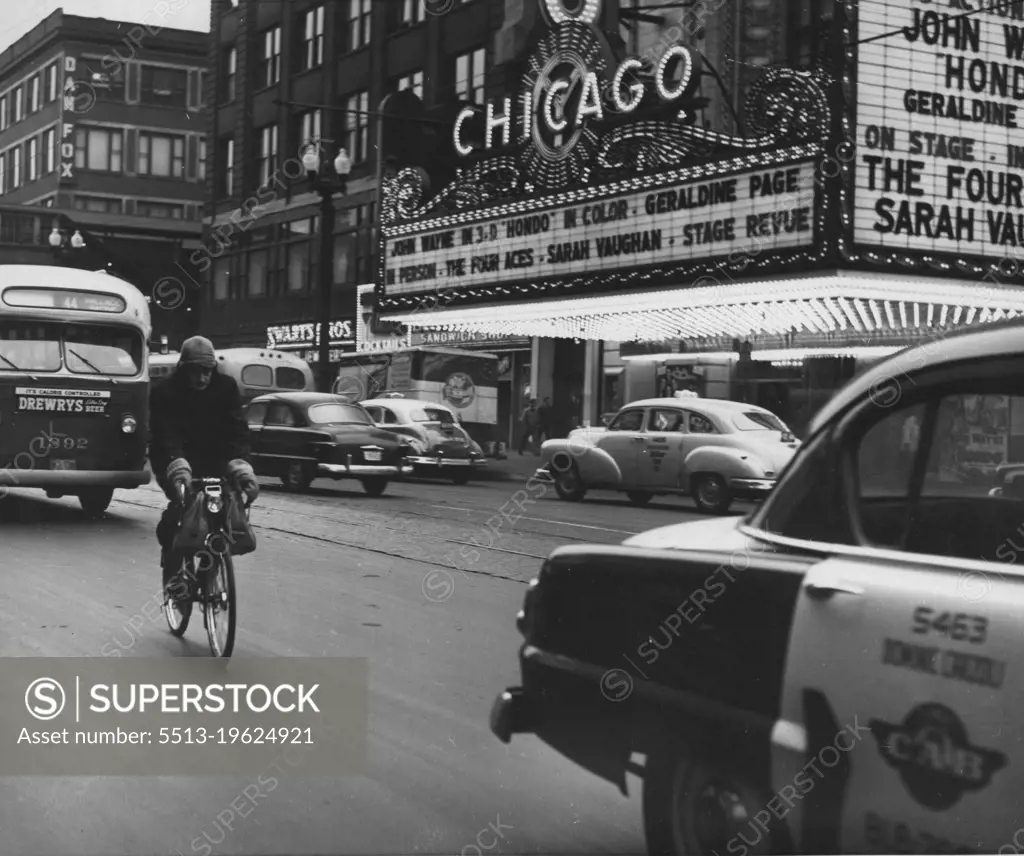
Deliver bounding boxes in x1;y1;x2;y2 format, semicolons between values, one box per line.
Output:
332;346;499;446
149;347;315;402
0;265;151;517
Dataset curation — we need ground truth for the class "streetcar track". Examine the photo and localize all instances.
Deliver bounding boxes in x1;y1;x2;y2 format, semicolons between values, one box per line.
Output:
112;498;534;583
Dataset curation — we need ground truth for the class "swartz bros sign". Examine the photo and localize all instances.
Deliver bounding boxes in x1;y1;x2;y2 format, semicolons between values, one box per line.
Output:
855;0;1024;258
266;320;354;349
382;160;818;296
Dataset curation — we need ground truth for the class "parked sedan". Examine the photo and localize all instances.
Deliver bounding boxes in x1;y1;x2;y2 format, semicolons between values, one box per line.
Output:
362;396;487;485
244;392;412;495
536;395;800;513
492;319;1024;855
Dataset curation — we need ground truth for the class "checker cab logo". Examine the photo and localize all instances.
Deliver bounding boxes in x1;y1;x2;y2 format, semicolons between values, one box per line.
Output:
870;702;1006;810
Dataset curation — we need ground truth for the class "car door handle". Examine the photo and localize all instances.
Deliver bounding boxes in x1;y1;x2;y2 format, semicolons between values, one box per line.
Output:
804;581;865;600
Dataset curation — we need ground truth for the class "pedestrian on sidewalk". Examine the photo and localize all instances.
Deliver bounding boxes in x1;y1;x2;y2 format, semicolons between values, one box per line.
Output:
537;397;552;442
519;398;540;455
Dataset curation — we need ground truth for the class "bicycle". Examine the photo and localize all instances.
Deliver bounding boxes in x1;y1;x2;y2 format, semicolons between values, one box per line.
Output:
162;476;252;657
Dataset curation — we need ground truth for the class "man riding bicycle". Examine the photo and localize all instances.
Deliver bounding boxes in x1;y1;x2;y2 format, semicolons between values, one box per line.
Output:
149;336;259;599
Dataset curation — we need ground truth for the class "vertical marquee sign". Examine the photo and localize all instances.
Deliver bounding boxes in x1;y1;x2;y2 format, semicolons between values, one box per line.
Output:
59;56;77;183
855;0;1024;261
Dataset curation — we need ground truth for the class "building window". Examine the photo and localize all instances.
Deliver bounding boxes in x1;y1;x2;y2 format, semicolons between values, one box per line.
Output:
198;137;206;181
92;61;126;103
286;240;310;293
219;136;234;197
248;249;268;297
73;127;124;173
455;47;486;103
347;0;372;51
137;201;185;219
45;64;58;102
27;138;37;181
138;133;185;178
43;127;55;174
396;70;424;100
10;147;21;189
402;0;425;25
261;27;282;88
73;195;123;214
0;97;7;131
788;0;835;67
345;90;369;162
257;124;278;187
0;156;5;195
298;109;322;148
29;76;40;113
14;86;23;122
222;47;236;102
301;6;325;70
140;65;188;107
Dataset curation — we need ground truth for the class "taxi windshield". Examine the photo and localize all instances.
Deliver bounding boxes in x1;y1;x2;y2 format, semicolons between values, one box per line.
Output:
0;321;143;375
308;403;373;425
732;410;788;432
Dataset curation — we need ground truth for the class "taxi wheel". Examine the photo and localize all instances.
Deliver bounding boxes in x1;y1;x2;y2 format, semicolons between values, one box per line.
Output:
281;462;313;492
643;745;777;856
553;464;587;502
692;475;733;515
79;488;114;519
627;491;654;507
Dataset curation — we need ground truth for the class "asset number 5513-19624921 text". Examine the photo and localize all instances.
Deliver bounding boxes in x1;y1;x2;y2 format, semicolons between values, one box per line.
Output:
158;727;313;745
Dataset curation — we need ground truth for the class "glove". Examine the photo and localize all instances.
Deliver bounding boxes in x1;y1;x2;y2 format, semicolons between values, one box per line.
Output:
227;458;259;503
165;457;192;502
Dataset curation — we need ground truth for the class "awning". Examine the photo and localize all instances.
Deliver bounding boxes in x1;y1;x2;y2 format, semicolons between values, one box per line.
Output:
383;271;1024;342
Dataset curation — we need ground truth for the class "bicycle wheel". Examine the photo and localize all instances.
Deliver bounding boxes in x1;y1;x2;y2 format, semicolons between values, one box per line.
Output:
163;555;193;637
204;549;236;657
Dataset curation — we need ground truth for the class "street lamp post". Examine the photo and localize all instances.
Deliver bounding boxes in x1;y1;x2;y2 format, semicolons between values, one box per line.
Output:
301;145;352;391
48;226;87;258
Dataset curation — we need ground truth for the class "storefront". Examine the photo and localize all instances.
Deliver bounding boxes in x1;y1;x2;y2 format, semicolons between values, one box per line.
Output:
265;317;357;373
372;0;1024;435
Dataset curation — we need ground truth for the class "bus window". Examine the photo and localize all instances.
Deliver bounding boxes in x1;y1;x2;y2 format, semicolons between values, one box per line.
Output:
275;366;307;390
65;325;143;375
0;321;61;372
241;364;273;387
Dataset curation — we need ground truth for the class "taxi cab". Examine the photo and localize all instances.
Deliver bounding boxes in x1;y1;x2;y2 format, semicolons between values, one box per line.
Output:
491;319;1024;855
536;393;799;513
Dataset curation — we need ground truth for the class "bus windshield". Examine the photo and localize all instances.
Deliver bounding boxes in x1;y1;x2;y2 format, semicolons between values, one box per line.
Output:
0;320;143;376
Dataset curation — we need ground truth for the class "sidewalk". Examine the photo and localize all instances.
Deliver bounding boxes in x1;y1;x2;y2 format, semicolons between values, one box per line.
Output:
476;451;547;483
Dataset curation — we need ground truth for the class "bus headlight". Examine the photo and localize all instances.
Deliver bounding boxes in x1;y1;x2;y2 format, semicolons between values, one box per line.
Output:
121;415;137;434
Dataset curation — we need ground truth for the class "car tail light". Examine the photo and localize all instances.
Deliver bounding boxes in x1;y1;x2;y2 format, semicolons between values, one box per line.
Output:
121;415;137;434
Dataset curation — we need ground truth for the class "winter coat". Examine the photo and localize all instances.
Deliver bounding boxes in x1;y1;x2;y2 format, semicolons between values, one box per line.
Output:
149;366;251;482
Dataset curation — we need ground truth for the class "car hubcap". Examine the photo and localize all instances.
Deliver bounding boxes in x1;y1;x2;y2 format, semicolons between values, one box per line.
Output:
699;478;722;506
559;471;578;492
674;774;753;855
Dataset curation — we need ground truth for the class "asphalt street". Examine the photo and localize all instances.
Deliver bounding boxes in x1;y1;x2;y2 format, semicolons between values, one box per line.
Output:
1;472;718;856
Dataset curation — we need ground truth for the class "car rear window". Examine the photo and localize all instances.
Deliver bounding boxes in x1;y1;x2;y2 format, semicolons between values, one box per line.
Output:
733;410;788;431
411;407;455;423
308;403;372;425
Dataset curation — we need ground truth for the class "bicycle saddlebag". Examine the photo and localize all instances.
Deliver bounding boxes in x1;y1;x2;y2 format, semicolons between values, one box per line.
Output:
172;494;210;554
223;491;257;556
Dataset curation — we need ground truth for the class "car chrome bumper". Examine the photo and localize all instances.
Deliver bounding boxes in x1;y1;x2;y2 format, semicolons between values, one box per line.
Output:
532;467;554;483
729;478;776;497
0;469;151;489
490;688;535;744
406;456;487;468
318;463;413;478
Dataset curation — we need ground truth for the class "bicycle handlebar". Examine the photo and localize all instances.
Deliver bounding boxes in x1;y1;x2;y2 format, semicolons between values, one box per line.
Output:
176;476;255;510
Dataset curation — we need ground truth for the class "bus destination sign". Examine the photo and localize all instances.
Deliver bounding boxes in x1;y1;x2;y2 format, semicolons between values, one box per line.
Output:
15;387;112;414
2;288;126;314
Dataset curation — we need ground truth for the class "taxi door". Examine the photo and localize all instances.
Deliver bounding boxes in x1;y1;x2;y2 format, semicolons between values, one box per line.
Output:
595;407;644;488
634;407;686;489
772;555;1023;854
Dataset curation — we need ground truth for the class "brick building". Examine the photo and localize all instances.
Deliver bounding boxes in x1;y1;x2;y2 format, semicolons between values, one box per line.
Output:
0;9;208;348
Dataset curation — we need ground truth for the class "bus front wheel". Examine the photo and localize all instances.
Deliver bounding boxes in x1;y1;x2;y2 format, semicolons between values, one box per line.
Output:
79;488;114;518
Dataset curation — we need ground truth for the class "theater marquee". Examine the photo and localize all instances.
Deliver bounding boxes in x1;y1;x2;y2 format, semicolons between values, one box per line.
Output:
382;159;818;298
855;0;1024;258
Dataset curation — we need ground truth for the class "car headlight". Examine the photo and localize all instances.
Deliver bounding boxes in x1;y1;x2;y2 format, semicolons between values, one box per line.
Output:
121;414;137;434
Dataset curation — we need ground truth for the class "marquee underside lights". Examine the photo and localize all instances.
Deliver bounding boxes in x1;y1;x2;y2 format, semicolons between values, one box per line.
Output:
381;273;1024;343
540;0;602;27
